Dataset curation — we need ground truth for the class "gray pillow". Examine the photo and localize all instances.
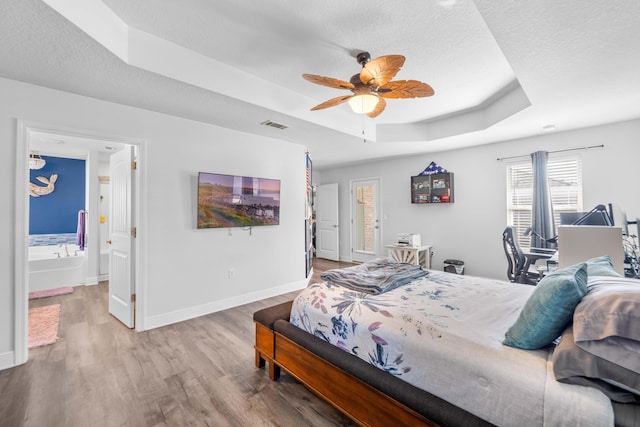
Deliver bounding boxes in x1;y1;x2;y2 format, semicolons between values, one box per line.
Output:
552;326;640;402
576;336;640;374
503;263;587;350
573;276;640;373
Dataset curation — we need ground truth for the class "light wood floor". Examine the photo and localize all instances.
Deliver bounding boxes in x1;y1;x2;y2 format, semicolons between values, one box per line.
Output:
0;258;357;427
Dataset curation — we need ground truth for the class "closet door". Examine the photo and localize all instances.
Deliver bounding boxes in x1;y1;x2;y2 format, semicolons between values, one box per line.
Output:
316;183;339;261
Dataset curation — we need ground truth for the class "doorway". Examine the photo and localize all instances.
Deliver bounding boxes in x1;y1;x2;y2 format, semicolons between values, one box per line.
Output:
14;121;145;366
351;178;381;263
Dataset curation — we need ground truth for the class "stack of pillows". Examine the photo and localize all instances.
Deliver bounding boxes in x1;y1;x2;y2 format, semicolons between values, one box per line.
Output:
503;256;640;404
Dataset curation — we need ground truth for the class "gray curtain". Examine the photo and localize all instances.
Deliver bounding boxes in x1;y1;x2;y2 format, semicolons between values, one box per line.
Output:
531;151;556;249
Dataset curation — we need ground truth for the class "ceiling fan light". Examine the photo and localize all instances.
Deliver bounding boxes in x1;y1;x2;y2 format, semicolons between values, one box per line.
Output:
348;94;379;114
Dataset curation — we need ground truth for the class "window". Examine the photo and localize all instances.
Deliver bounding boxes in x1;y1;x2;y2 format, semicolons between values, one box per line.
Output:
506;156;582;249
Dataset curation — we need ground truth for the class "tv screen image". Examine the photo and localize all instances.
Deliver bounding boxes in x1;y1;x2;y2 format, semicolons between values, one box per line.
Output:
197;172;280;229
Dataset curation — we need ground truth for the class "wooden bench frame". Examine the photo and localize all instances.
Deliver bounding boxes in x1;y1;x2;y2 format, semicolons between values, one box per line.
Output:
253;302;489;427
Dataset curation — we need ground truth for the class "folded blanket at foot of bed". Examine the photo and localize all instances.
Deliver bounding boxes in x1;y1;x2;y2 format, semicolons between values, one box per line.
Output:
320;257;428;294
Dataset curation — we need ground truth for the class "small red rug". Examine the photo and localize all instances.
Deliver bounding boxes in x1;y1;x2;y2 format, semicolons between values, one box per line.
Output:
29;286;74;300
28;304;60;349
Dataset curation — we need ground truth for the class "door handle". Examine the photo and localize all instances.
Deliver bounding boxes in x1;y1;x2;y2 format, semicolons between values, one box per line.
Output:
106;240;112;244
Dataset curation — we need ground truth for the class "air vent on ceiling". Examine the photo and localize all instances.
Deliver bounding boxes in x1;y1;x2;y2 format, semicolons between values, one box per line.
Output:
261;120;289;130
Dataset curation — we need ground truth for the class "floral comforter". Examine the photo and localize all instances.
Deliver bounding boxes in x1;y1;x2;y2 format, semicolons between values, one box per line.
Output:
290;267;614;426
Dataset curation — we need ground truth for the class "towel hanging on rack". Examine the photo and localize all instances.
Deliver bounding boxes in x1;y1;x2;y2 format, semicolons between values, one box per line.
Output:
76;210;86;251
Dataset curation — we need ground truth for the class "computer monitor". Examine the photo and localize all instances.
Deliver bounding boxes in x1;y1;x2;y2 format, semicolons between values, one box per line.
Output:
560;211;611;225
562;205;613;226
575;210;612;226
560;212;585;225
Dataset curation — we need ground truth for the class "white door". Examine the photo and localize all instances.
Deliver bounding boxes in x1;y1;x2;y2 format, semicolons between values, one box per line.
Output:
316;183;339;261
108;146;135;328
351;179;380;263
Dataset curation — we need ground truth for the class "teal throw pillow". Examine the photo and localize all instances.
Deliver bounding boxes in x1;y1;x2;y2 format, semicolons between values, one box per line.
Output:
586;255;622;278
503;263;588;350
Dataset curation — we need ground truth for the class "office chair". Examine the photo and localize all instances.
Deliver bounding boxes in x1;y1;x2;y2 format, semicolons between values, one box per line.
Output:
503;226;555;285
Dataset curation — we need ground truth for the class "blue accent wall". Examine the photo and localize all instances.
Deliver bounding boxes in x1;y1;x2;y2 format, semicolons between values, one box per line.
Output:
29;156;86;234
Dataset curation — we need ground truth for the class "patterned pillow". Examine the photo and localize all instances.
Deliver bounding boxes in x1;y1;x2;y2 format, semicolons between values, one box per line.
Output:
503;263;588;350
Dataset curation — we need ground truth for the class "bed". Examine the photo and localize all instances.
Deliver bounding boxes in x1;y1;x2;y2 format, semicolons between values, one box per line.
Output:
254;257;640;426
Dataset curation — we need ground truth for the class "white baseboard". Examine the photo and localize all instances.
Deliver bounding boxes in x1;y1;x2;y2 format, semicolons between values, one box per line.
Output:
83;276;99;286
0;351;16;371
143;279;307;330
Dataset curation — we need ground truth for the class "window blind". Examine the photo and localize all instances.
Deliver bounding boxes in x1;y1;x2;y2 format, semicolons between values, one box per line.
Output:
507;156;582;248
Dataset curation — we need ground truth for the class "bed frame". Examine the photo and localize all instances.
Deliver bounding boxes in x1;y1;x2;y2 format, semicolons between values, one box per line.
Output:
254;301;491;427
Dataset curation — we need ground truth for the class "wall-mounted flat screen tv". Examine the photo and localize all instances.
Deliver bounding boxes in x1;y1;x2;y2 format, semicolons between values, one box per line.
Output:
197;172;280;229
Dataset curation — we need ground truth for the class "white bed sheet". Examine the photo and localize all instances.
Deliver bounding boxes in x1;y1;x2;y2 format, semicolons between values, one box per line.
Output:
290;269;613;426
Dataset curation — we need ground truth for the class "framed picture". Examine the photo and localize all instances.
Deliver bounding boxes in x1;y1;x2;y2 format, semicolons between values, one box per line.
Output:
432;179;445;189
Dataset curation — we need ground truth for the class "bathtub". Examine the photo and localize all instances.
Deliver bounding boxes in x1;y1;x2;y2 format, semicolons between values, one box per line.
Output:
29;244;88;292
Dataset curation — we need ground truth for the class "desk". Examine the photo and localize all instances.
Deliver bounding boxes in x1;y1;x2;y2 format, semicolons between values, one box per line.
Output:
521;249;556;283
386;244;432;269
546;251;559;272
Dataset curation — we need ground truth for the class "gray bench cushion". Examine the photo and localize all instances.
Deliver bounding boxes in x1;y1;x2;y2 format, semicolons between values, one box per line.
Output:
253;300;293;329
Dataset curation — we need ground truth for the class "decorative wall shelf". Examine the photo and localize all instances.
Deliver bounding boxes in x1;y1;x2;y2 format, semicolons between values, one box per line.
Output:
411;172;454;204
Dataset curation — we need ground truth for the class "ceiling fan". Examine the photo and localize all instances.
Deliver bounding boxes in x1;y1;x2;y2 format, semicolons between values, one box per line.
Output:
302;52;434;118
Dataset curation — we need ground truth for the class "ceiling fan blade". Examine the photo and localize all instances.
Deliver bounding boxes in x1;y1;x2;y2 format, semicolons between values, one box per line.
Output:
366;97;386;118
378;80;435;98
360;55;405;86
303;74;355;90
310;95;353;111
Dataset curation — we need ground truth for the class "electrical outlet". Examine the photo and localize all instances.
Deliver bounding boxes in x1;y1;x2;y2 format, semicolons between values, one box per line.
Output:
228;268;235;279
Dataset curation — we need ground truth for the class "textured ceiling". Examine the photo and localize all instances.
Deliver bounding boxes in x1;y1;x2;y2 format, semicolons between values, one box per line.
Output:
2;0;640;168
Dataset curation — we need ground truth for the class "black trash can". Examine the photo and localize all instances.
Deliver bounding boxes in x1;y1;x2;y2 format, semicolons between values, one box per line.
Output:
444;259;464;275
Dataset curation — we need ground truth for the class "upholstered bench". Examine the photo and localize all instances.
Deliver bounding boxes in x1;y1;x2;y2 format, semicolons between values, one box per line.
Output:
253;300;293;380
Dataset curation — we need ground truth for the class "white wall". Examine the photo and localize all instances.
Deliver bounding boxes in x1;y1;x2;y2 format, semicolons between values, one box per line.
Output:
317;119;640;279
0;77;307;366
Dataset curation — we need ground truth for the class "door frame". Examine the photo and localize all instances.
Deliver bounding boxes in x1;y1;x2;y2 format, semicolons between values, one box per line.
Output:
350;177;381;263
14;120;146;366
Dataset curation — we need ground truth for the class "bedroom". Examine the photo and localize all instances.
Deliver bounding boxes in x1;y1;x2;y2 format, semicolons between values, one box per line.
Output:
1;0;639;425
